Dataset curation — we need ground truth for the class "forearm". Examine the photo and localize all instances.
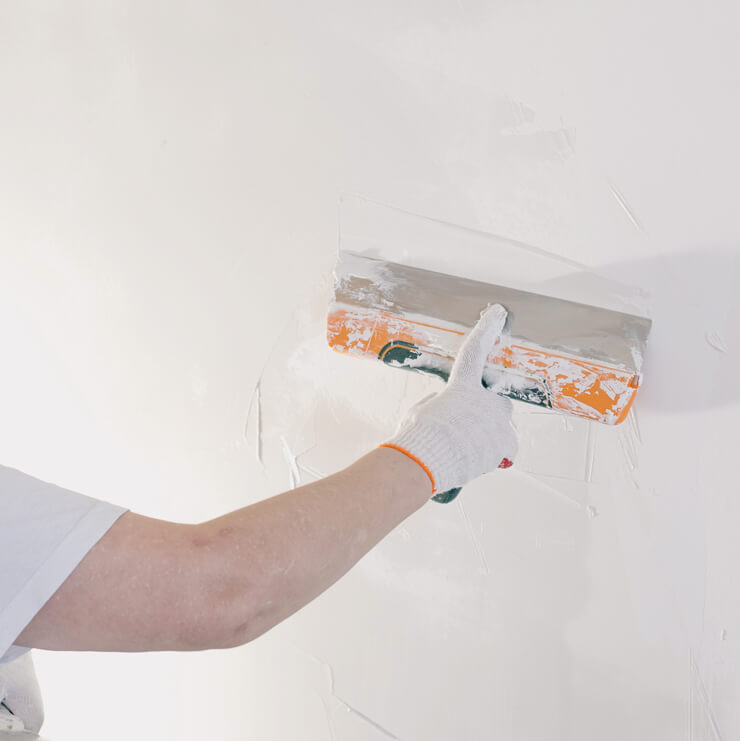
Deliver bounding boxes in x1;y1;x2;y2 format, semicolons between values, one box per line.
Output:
196;446;431;648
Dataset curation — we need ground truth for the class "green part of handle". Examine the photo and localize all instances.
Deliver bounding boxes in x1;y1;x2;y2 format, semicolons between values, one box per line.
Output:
431;487;462;504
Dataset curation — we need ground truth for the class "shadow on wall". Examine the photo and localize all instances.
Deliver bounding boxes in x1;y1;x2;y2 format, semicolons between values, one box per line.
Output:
546;247;739;414
608;247;738;413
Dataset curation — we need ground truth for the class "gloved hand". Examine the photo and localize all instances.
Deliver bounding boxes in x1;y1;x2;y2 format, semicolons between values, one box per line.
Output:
381;303;517;496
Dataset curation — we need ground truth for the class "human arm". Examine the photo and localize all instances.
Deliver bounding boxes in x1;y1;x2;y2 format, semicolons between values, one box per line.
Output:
15;445;431;653
15;304;516;654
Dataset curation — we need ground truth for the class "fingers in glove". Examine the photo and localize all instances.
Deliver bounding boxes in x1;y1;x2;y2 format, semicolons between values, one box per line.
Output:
488;394;519;465
449;304;507;387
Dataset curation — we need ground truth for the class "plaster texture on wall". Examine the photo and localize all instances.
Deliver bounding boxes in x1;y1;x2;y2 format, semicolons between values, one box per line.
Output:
242;203;681;739
1;2;739;740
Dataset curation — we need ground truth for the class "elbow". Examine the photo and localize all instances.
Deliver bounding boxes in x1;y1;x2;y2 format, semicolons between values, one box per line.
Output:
183;525;279;651
193;584;270;650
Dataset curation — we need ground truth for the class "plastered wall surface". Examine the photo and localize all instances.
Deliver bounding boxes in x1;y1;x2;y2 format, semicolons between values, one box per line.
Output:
1;2;738;740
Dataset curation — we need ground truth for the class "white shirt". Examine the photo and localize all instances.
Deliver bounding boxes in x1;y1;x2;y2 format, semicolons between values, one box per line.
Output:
0;464;128;666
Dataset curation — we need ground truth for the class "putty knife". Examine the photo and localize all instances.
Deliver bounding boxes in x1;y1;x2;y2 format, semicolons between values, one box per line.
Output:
327;251;652;500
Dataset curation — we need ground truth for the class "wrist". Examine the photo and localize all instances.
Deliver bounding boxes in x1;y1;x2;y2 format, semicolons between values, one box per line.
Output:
371;445;434;505
379;443;437;494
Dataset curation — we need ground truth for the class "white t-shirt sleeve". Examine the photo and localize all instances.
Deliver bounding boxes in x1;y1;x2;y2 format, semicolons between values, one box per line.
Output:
0;464;128;666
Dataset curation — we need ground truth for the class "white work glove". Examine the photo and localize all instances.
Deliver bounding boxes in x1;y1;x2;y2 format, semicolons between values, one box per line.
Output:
381;304;517;496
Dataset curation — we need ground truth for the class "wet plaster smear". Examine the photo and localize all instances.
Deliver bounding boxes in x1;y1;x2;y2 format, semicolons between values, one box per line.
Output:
1;3;739;741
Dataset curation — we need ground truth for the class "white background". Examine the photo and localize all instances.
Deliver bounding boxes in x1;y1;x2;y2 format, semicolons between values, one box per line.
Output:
1;2;738;739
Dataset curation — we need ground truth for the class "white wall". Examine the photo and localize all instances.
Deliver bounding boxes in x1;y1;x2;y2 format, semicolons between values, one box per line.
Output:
1;2;738;739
